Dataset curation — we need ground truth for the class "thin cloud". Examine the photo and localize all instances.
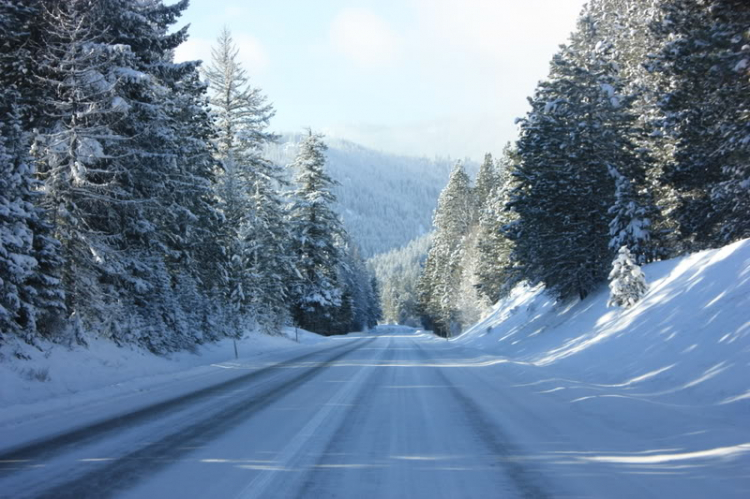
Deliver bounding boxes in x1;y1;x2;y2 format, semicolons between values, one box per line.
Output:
329;8;401;69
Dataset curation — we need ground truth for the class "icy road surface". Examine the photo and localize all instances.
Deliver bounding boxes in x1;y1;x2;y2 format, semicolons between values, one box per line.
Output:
1;326;748;498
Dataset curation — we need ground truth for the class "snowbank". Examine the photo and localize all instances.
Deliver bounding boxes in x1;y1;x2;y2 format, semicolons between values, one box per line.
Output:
0;326;328;421
455;238;750;410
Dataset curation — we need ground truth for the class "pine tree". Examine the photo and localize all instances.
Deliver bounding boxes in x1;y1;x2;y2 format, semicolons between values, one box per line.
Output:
101;0;221;349
287;131;345;334
587;0;679;259
509;13;646;300
418;162;475;336
474;153;498;214
29;0;220;351
608;246;648;308
0;99;65;345
32;2;138;331
205;27;288;334
475;146;519;302
650;0;750;248
0;0;65;346
366;276;382;329
608;165;652;264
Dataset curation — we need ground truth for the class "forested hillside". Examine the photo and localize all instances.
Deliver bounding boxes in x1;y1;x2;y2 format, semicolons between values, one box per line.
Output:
265;135;468;257
0;1;380;354
417;0;750;337
368;233;431;326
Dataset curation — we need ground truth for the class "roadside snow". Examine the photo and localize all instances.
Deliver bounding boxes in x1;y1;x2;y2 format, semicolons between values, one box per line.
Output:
455;238;750;408
450;239;750;471
0;327;328;433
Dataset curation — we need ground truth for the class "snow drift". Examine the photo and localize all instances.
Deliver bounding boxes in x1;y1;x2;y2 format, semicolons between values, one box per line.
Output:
456;237;750;410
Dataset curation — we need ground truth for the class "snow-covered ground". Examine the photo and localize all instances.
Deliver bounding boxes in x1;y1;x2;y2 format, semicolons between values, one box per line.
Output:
1;241;748;498
0;327;328;435
456;237;750;408
448;237;750;491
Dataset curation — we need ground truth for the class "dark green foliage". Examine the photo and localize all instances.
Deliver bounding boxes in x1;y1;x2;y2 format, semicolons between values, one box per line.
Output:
651;0;750;248
508;14;650;300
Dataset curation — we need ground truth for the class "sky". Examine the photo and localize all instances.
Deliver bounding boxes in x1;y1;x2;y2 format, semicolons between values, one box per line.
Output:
174;0;588;162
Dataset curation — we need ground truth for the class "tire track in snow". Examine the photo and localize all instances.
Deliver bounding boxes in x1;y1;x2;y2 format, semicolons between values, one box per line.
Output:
234;336;393;498
4;337;375;499
291;336;399;498
414;340;552;499
0;340;356;469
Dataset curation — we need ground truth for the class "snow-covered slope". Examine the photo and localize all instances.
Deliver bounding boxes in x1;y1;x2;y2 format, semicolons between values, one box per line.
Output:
266;134;475;257
456;237;750;410
0;327;328;419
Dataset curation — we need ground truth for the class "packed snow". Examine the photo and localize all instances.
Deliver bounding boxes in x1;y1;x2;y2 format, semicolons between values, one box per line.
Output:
446;238;750;494
456;237;750;406
1;241;748;498
0;327;327;434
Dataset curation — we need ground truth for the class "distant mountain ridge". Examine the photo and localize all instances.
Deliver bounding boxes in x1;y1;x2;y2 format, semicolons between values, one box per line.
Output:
266;134;476;257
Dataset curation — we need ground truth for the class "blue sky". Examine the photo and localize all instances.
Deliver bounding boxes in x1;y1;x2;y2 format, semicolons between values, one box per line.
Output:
174;0;588;161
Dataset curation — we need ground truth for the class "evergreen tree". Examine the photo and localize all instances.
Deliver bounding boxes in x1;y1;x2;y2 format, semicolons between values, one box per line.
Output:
205;27;288;334
587;0;679;258
650;0;750;248
475;146;519;302
366;275;382;329
0;0;65;346
474;153;498;213
29;0;221;351
454;226;487;327
335;242;369;334
418;162;475;336
287;131;345;334
509;13;645;300
0;99;65;345
608;165;652;264
608;246;648;308
32;2;138;332
102;0;222;348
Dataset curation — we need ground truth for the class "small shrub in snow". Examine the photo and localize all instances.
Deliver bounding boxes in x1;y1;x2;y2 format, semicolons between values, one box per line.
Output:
608;246;648;308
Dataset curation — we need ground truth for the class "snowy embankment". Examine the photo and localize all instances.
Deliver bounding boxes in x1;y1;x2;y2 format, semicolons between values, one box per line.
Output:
0;327;328;433
456;237;750;418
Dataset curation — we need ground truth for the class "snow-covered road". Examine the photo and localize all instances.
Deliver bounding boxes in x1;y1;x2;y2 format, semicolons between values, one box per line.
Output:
1;326;748;498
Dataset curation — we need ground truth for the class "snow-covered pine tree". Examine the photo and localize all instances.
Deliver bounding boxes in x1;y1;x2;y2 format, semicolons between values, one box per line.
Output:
588;0;679;259
287;131;346;335
475;145;519;303
366;275;382;329
608;165;652;264
242;177;293;334
0;0;65;346
607;245;648;308
335;242;380;334
98;0;221;349
157;62;223;342
31;2;139;333
474;153;498;214
205;27;289;334
334;243;363;334
650;0;750;249
28;0;218;351
509;12;645;300
0;97;65;346
418;161;475;336
454;226;488;328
